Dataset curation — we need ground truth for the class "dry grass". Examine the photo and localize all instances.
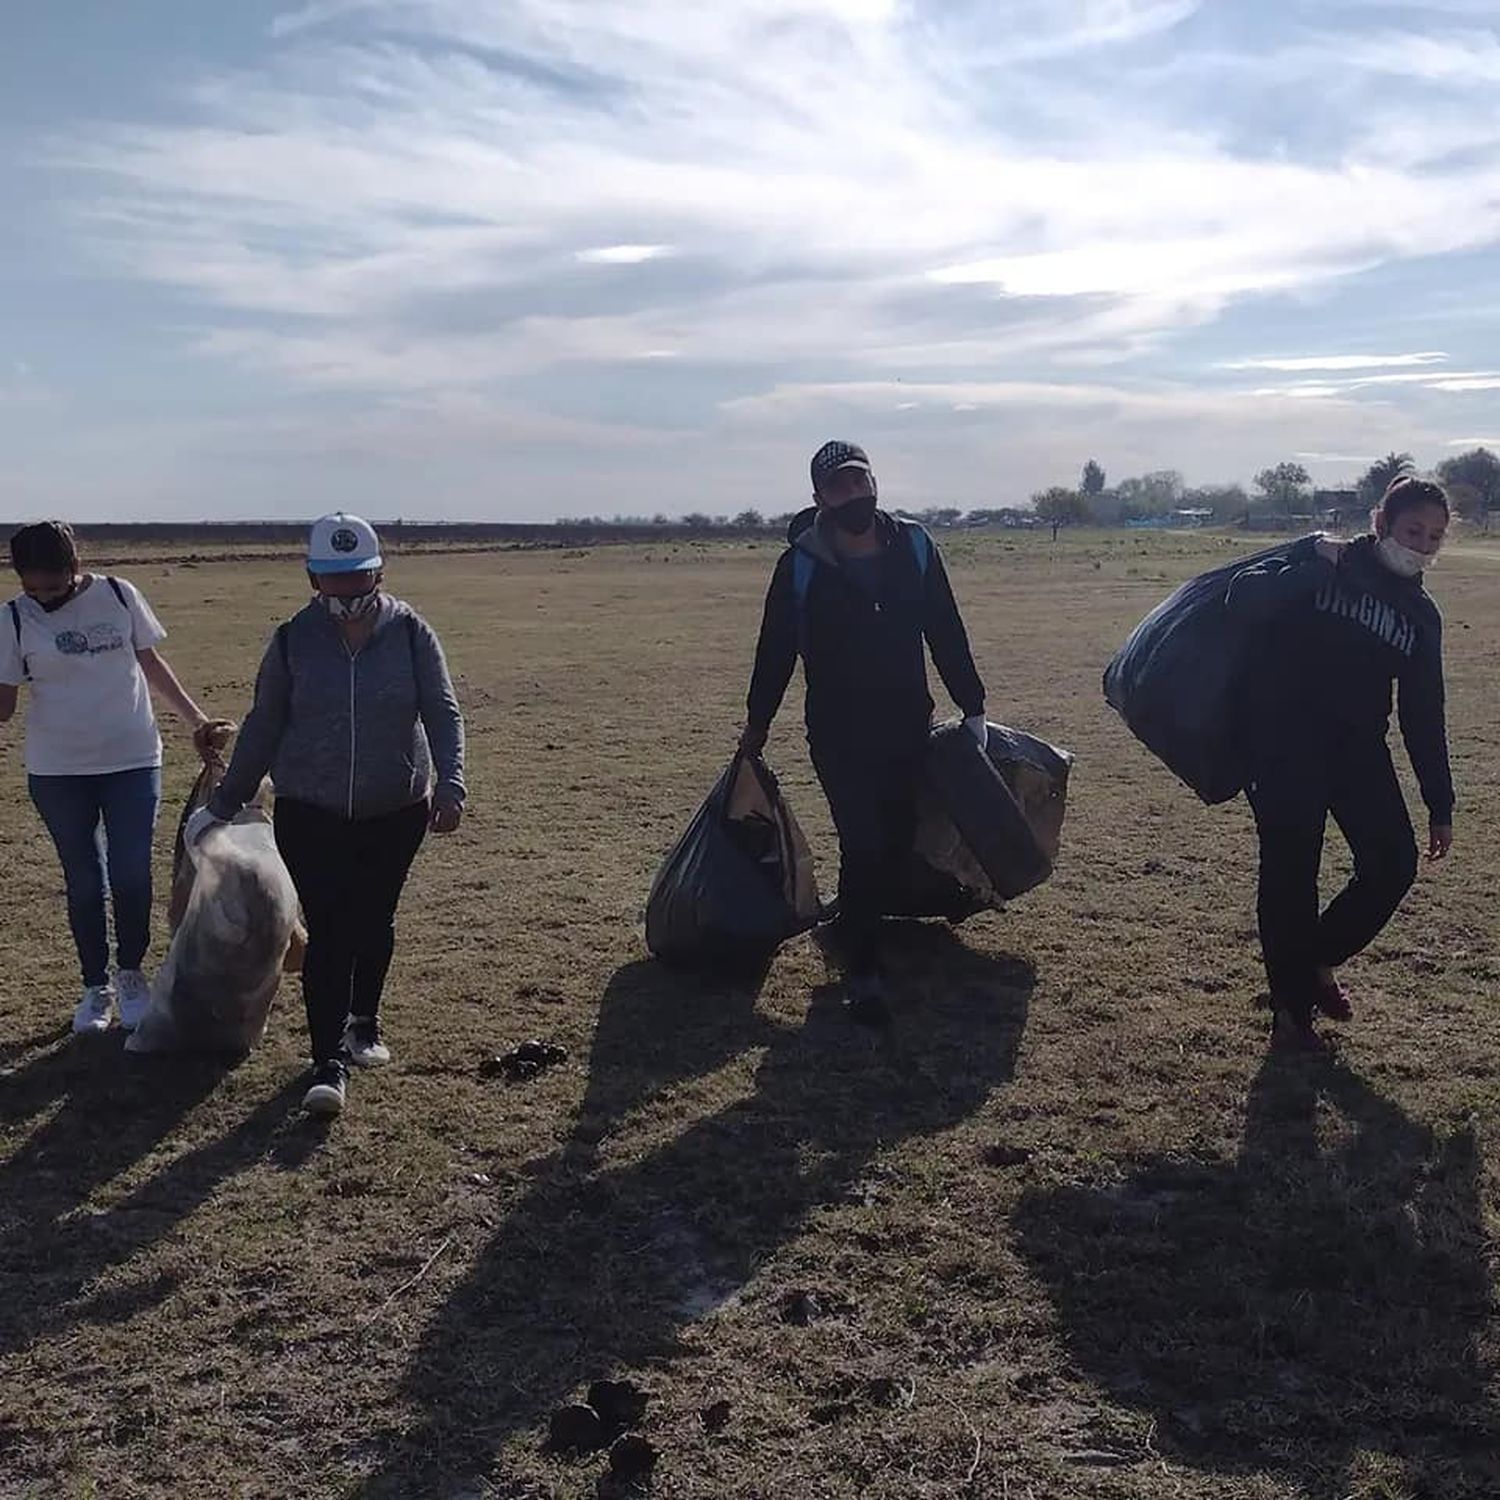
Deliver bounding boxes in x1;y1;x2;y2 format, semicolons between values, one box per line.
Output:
1;529;1497;1499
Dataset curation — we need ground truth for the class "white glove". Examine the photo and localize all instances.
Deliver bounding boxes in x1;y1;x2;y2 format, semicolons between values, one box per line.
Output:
183;805;226;847
964;715;988;749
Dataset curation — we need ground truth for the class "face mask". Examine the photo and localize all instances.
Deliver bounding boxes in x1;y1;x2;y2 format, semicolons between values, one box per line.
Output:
1376;536;1430;579
829;494;878;535
319;589;381;621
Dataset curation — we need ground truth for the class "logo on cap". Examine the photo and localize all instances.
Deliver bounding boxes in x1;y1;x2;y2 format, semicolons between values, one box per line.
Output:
331;527;359;554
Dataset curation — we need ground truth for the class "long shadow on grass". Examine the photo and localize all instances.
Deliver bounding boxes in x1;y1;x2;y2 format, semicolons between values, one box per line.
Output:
362;925;1033;1496
1015;1055;1498;1498
559;952;780;1173
0;1037;302;1356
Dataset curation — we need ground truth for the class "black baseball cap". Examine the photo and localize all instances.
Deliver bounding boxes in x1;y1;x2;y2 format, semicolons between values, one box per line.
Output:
810;440;873;493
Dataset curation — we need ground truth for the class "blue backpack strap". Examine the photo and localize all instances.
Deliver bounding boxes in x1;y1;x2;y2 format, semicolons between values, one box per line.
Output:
792;550;815;613
904;521;932;580
8;599;25;681
105;575;128;610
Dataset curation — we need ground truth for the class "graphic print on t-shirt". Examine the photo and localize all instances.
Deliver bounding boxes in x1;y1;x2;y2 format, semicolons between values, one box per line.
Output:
54;622;126;657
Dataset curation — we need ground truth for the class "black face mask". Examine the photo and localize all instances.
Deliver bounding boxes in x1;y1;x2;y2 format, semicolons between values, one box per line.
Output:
828;495;877;535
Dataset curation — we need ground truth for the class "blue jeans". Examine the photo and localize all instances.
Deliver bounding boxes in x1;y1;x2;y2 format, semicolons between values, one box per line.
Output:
29;767;162;988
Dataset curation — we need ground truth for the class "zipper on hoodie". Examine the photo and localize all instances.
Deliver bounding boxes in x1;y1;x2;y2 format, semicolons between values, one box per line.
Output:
339;603;385;818
346;644;357;818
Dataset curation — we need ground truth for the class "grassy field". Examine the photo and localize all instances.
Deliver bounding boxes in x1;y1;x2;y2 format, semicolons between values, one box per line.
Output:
1;528;1497;1499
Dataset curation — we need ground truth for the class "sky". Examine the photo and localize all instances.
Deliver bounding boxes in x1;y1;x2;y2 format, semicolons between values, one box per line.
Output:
4;0;1500;521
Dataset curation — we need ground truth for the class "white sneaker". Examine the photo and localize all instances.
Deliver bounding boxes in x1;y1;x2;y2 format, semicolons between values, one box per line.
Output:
344;1016;391;1068
303;1060;349;1117
72;984;115;1035
115;969;152;1031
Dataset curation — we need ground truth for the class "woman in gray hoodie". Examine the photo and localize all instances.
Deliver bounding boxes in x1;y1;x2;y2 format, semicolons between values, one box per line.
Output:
188;513;466;1116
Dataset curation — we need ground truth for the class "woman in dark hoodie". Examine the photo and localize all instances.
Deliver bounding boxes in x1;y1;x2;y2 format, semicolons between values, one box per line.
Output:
1226;476;1453;1051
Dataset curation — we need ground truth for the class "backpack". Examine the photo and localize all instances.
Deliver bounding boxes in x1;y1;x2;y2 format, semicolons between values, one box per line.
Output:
790;521;932;618
8;575;129;682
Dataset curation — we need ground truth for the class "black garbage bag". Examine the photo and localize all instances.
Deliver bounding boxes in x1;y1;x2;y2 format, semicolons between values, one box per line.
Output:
646;752;821;966
913;721;1073;906
1103;537;1318;804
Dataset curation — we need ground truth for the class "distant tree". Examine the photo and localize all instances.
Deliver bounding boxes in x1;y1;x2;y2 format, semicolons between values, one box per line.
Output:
964;507;1031;526
1105;471;1181;520
733;509;765;528
1356;451;1415;508
682;512;714;528
651;513;670;525
917;506;963;527
1436;448;1500;520
1253;461;1312;515
766;512;797;531
1031;486;1090;528
1080;459;1106;497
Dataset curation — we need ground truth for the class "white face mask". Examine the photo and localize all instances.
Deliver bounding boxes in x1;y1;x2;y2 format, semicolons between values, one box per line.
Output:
1376;536;1431;579
319;589;381;621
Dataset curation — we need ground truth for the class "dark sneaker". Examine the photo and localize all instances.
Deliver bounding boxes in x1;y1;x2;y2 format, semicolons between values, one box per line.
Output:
1313;969;1353;1022
344;1015;391;1068
1270;1007;1327;1055
303;1059;349;1117
844;973;891;1027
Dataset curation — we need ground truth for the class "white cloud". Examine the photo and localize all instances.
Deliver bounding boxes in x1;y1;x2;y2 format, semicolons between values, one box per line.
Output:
16;0;1500;513
1222;353;1449;372
1343;29;1500;84
575;244;674;265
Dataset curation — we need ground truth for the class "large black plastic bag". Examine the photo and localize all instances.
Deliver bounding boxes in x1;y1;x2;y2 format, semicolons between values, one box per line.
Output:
1103;538;1316;804
914;721;1073;905
646;752;821;965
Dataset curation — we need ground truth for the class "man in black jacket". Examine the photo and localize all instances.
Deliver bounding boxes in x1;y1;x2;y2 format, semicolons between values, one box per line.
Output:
740;440;988;1018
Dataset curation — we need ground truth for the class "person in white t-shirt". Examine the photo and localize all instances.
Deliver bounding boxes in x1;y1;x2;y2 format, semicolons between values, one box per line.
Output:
0;521;225;1035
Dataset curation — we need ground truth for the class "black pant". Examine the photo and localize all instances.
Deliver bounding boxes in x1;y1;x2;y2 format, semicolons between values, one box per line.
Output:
1247;734;1418;1018
274;797;429;1065
811;741;924;977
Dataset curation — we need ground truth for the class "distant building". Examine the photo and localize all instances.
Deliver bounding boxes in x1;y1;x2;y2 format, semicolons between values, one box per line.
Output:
1313;488;1360;532
1126;508;1215;529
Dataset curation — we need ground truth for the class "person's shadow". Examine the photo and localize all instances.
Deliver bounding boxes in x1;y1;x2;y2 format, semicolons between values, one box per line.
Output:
361;926;1034;1497
1014;1054;1498;1496
0;1036;303;1358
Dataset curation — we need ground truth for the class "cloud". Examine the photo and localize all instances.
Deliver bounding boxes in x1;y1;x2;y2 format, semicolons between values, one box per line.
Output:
1342;28;1500;84
1222;353;1449;372
16;0;1500;514
575;245;674;265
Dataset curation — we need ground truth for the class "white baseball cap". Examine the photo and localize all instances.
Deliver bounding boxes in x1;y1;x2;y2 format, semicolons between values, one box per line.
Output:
307;512;382;574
